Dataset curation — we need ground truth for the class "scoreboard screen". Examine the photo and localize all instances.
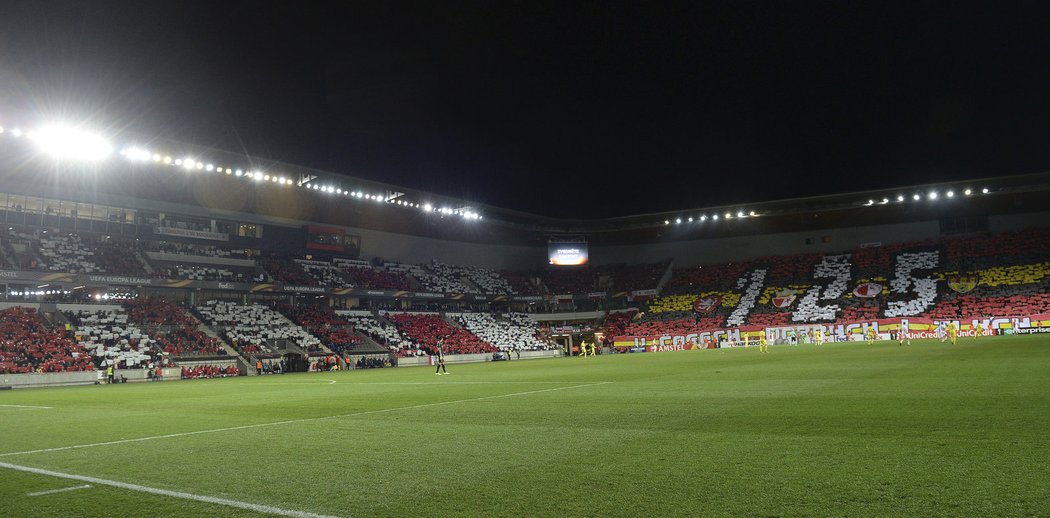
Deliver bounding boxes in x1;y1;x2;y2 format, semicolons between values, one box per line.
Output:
548;242;588;266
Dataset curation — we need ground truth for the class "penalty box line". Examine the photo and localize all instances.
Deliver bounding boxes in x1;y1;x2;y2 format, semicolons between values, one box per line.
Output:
0;381;612;459
0;461;339;518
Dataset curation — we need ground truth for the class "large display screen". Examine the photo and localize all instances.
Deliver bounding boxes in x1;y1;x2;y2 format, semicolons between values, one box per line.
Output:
548;242;589;266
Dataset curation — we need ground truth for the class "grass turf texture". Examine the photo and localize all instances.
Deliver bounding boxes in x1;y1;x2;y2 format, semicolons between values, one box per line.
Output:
2;335;1049;517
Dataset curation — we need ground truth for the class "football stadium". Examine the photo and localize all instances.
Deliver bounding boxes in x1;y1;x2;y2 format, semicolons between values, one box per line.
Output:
4;4;1050;518
2;119;1050;517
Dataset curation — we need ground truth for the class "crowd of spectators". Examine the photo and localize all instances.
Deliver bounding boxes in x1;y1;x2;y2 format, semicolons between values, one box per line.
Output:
195;300;322;356
0;307;94;374
448;312;552;351
123;297;225;356
385;312;497;356
334;310;413;352
283;305;363;355
65;307;161;368
180;364;238;378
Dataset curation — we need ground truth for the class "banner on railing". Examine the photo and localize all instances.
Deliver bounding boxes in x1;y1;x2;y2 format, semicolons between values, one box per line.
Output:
154;226;230;241
613;313;1050;351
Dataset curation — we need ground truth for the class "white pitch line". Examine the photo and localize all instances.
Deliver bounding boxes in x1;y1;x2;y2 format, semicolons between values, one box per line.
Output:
1;462;337;518
27;484;92;496
355;381;608;385
0;404;53;409
0;382;611;458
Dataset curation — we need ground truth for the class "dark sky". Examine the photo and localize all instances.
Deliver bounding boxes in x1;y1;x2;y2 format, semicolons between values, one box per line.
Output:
2;1;1049;218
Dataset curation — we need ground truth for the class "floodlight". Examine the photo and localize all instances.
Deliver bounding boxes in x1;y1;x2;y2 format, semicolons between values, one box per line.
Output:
912;194;921;201
946;190;954;197
205;164;214;171
737;211;745;217
688;217;693;222
11;128;23;137
664;220;669;225
175;159;183;166
929;191;938;200
152;154;161;162
195;162;204;170
32;125;112;160
749;211;757;216
964;188;972;195
897;195;905;202
675;218;682;224
725;212;732;219
982;188;989;194
881;198;889;204
235;169;243;176
712;214;719;221
163;156;173;164
700;215;707;221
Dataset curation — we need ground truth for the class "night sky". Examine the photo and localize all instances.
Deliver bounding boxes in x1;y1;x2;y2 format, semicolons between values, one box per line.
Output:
2;1;1049;218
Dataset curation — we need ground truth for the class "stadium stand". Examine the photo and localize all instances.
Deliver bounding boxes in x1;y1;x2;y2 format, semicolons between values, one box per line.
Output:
122;297;225;356
631;228;1050;334
385;312;497;356
334;310;414;353
448;312;552;351
195;300;322;356
0;306;95;374
282;304;363;355
38;233;102;273
65;307;161;368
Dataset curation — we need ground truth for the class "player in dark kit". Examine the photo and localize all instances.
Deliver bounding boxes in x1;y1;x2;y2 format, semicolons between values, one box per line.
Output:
435;341;448;375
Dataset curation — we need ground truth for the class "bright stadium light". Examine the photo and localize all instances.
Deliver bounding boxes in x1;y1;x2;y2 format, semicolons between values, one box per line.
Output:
881;198;889;204
675;218;682;224
688;217;693;222
700;215;707;221
912;193;921;201
982;187;989;194
737;211;745;217
964;188;972;195
929;191;938;200
946;190;954;198
33;125;112;160
712;214;719;221
897;194;905;202
11;128;23;137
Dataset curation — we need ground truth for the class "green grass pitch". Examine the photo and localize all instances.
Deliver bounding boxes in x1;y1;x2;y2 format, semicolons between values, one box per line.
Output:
2;335;1049;517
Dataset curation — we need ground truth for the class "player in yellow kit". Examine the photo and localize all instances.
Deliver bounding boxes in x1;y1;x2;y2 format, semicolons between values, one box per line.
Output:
974;323;984;340
866;326;877;345
946;322;958;345
759;333;769;353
